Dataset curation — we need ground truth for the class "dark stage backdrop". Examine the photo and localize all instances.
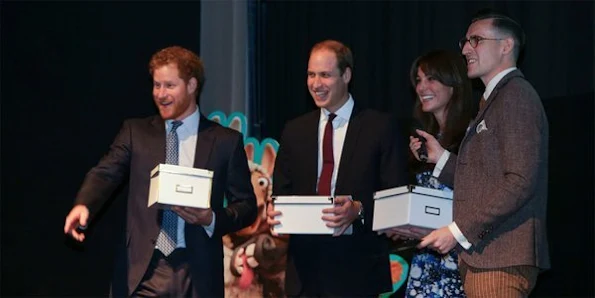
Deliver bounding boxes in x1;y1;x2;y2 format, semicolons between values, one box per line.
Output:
1;1;593;297
258;1;594;297
1;1;202;296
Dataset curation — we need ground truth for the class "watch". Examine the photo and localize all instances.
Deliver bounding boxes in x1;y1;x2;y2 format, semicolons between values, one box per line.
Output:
357;201;364;223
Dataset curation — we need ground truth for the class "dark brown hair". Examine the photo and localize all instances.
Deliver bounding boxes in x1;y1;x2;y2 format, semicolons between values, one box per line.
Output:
410;50;474;152
472;8;526;61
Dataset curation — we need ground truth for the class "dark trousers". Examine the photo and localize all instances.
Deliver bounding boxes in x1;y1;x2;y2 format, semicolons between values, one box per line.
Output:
133;249;193;298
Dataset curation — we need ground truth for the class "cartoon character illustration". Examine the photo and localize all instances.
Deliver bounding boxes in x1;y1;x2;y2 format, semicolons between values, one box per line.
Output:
209;112;288;298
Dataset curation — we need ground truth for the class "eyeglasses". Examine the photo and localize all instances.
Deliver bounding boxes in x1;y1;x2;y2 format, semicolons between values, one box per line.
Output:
459;35;504;49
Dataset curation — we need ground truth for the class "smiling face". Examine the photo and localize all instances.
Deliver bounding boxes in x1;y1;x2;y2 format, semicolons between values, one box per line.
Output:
307;49;351;113
152;63;197;120
462;18;511;85
415;67;453;119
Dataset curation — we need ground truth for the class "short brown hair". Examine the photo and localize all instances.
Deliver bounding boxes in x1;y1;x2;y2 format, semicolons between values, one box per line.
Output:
471;8;526;61
149;46;205;93
311;40;353;75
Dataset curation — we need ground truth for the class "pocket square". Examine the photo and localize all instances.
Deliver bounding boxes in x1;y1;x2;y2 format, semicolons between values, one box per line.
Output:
476;120;488;133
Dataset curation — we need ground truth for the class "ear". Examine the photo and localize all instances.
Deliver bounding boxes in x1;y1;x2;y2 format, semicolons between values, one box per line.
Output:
502;37;514;56
342;67;352;85
261;144;276;175
244;143;254;162
187;77;198;95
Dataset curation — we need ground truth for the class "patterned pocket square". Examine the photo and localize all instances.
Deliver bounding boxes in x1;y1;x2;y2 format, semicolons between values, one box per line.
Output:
476;120;488;133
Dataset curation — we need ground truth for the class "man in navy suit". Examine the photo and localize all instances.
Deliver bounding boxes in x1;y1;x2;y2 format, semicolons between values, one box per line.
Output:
64;46;257;297
267;40;407;297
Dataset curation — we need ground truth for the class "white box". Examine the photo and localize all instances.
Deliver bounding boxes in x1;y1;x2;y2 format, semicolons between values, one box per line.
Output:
372;185;453;231
148;164;214;209
272;196;352;235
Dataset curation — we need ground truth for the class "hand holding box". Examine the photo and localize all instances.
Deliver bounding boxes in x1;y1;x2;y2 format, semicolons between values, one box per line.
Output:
373;185;452;232
271;196;352;235
148;164;214;209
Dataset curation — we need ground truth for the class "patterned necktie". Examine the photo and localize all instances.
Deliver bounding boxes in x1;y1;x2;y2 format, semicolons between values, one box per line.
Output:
479;95;487;111
318;113;336;196
156;120;183;256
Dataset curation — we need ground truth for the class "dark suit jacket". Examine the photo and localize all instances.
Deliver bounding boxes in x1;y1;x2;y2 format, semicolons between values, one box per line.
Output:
273;106;406;296
439;70;550;270
75;114;257;297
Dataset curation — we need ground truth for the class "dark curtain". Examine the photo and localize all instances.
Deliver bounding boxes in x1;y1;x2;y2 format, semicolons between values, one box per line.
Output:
256;1;594;297
1;1;201;296
1;1;593;297
259;1;593;139
248;0;268;139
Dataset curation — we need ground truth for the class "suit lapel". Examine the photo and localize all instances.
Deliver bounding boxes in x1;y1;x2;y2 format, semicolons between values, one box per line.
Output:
462;70;524;147
193;115;216;169
335;106;362;194
149;116;167;166
149;116;166;221
303;111;321;194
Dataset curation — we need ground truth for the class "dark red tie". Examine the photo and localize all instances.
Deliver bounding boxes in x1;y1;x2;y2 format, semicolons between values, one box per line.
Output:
318;113;336;195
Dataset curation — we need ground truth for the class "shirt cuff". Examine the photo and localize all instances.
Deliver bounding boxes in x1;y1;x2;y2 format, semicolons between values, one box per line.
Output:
448;222;472;250
202;212;216;238
432;150;451;177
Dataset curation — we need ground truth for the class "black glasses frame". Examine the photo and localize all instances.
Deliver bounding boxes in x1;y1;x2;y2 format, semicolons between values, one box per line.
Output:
459;35;504;49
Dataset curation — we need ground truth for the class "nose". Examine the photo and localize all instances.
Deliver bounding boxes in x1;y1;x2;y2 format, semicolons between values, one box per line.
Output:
156;87;167;99
461;41;472;55
311;76;322;88
416;80;427;94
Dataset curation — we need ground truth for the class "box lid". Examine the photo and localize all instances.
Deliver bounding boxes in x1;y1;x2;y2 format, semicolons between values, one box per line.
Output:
373;185;410;199
374;185;453;200
273;196;334;205
410;185;452;199
150;163;214;178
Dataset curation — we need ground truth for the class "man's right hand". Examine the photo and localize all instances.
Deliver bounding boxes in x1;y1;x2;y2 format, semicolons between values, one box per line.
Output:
64;204;90;242
266;200;281;236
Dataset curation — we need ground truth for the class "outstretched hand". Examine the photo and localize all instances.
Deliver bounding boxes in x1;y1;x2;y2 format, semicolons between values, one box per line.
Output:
64;205;90;242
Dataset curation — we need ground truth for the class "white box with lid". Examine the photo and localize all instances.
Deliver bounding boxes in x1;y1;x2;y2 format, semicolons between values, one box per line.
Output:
372;185;453;231
272;196;353;235
148;164;214;209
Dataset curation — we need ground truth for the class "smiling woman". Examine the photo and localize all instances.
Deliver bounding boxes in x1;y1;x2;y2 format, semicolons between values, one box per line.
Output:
402;50;475;298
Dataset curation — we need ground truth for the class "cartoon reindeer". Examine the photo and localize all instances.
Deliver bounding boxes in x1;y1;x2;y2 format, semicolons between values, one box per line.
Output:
209;112;288;298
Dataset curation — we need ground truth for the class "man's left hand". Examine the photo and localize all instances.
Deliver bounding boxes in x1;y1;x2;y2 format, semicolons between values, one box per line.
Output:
172;206;214;226
322;196;359;236
417;226;457;254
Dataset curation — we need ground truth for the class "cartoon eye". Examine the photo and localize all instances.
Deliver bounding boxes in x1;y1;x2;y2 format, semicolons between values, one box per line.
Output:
257;177;269;187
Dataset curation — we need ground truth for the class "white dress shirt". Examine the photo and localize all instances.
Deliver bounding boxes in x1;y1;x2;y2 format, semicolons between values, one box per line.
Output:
160;106;215;251
316;95;354;196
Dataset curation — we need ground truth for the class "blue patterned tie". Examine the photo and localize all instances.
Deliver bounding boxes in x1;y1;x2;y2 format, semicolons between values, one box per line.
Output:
156;120;183;256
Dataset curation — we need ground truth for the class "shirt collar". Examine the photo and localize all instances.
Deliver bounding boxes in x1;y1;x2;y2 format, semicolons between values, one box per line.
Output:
165;105;200;133
320;94;354;122
483;67;517;100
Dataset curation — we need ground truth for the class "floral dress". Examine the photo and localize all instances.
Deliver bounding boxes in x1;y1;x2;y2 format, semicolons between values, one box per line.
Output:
404;171;466;298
